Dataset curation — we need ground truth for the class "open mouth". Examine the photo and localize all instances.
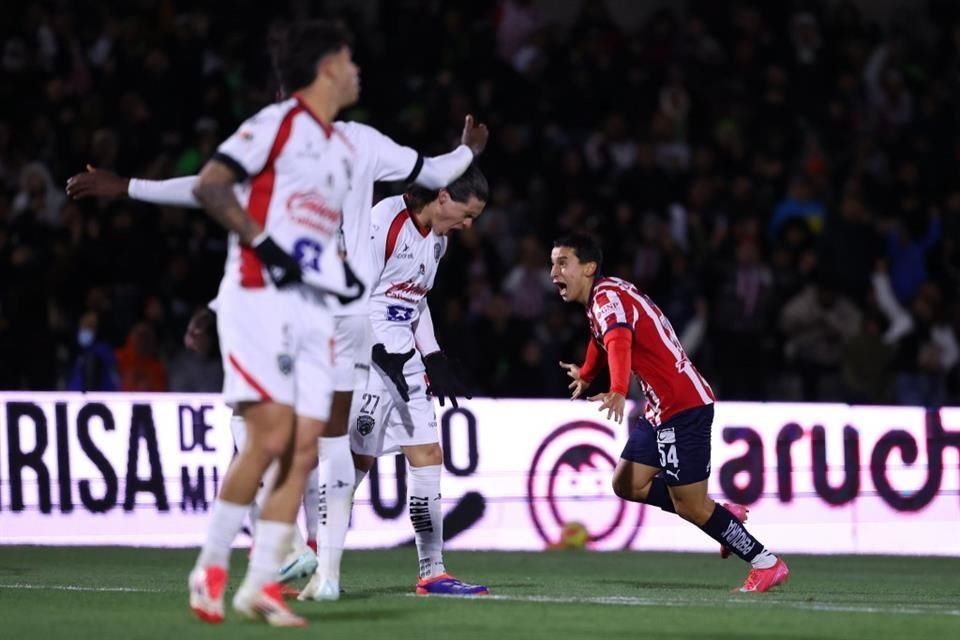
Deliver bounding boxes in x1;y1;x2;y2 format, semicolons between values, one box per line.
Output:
553;281;567;296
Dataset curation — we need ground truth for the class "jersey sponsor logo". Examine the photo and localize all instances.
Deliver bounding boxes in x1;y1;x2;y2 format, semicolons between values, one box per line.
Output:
286;191;340;236
395;242;414;259
292;237;324;272
596;300;623;320
385;305;415;322
385;280;429;303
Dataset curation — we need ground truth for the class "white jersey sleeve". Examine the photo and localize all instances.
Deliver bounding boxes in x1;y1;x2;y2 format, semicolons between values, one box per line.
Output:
128;176;200;207
338;122;420;183
215;104;290;179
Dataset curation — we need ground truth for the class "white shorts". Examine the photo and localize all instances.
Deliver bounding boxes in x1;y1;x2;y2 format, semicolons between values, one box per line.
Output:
333;314;372;392
349;351;438;457
230;414;246;450
218;285;335;422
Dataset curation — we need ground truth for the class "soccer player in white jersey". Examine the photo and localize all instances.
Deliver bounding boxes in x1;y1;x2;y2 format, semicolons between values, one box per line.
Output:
184;21;367;627
310;164;489;597
66;68;488;602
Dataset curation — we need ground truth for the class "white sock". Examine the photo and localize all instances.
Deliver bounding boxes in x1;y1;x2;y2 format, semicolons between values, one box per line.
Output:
408;464;444;579
303;465;320;545
242;520;294;591
197;499;249;569
751;548;778;569
315;435;355;583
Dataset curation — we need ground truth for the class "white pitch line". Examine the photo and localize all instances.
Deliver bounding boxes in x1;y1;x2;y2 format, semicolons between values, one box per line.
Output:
409;593;960;617
4;583;958;617
0;583;162;593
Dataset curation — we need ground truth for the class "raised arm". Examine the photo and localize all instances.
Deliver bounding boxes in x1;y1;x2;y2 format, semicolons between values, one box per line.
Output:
66;165;201;207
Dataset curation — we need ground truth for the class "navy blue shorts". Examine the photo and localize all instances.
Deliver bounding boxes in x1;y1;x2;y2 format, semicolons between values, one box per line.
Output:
620;404;714;486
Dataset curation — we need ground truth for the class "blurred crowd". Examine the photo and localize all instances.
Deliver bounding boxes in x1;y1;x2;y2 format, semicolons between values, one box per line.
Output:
1;0;958;405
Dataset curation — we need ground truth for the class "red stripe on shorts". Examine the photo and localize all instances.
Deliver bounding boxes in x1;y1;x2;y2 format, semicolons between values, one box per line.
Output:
228;352;273;401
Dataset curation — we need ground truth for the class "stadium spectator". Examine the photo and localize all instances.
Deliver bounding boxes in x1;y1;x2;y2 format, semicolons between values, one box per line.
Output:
779;274;862;401
0;1;957;404
66;311;120;392
115;321;167;392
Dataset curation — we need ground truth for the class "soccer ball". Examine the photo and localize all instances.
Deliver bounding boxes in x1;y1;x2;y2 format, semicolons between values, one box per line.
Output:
547;521;590;550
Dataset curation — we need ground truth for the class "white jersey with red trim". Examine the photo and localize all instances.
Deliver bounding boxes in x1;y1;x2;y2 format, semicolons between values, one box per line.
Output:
332;122;423;316
588;277;715;425
368;195;446;353
215;96;354;295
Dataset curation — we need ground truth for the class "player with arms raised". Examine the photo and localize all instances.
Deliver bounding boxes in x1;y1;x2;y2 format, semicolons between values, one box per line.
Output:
551;233;789;593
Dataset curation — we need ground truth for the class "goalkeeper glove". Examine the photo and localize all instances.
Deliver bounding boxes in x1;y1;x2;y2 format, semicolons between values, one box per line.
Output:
252;232;302;288
371;344;415;402
423;351;472;408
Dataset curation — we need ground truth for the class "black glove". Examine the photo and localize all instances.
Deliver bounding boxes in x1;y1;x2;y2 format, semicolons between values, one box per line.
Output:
423;351;471;408
335;259;366;305
371;344;415;401
252;234;302;288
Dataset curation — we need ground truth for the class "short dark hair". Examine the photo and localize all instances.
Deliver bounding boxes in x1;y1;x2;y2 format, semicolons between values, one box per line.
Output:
271;20;353;93
553;232;603;270
405;163;489;211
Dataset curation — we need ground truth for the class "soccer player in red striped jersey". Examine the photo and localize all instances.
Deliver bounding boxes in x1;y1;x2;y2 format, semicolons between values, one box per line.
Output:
551;233;789;593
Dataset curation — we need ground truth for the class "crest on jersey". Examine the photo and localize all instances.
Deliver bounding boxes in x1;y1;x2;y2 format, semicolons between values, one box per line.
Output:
419;263;426;275
356;414;375;437
434;243;442;261
277;353;294;376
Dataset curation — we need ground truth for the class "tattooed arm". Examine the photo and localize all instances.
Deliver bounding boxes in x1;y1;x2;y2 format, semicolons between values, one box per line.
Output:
193;158;301;287
192;160;260;244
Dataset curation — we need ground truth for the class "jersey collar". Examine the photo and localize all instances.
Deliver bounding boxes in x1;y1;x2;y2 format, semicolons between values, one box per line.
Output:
293;94;334;138
401;194;431;237
586;275;605;308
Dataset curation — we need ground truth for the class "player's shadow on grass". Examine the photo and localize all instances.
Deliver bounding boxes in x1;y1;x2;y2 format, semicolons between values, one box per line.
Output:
599;579;717;590
345;584;417;598
302;608;413;623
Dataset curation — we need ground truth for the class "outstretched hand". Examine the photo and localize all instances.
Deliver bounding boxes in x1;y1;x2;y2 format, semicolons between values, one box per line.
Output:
461;114;489;156
66;165;130;199
588;391;626;423
559;361;588;400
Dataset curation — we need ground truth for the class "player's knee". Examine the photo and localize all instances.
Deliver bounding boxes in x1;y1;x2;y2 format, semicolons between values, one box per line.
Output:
291;437;319;474
245;431;289;461
406;442;442;467
611;473;645;501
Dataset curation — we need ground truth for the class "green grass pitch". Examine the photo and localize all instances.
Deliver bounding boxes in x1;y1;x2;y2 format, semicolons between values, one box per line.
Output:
1;547;958;639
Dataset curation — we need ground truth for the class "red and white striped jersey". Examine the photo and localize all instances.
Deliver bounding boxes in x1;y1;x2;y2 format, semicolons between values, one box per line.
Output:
215;96;355;292
586;276;714;425
367;195;447;353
